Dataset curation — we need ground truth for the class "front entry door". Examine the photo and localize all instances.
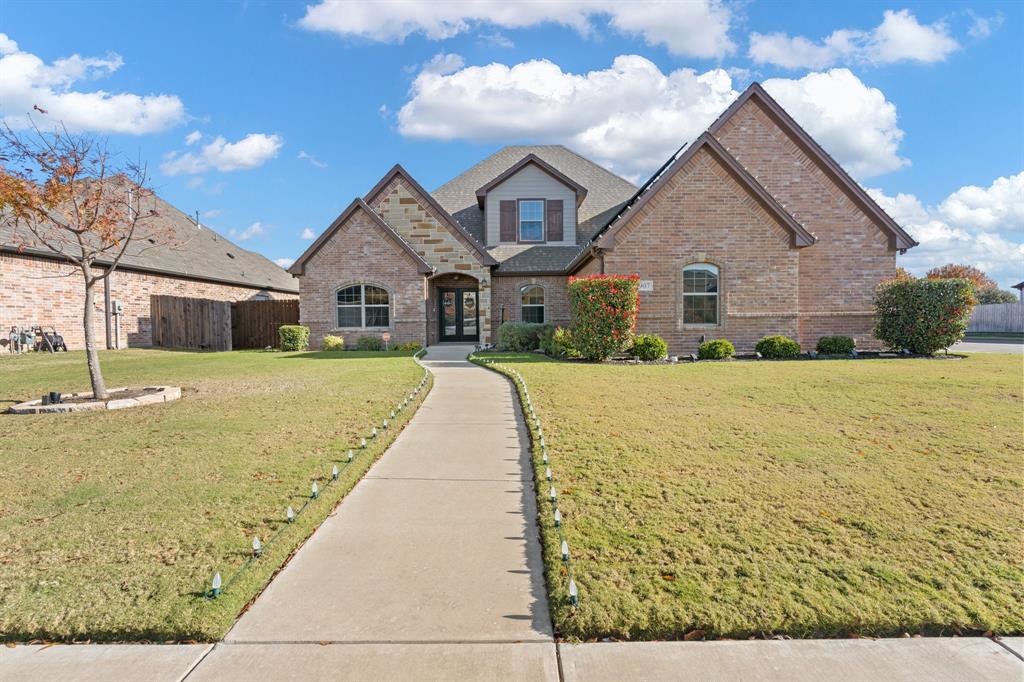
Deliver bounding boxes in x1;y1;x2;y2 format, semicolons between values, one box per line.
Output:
439;287;479;342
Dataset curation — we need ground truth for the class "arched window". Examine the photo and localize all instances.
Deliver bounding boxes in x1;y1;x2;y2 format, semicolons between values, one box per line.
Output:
521;285;545;323
682;263;719;325
337;284;390;328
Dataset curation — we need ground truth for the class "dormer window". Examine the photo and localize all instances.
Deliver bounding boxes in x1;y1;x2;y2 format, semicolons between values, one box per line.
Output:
518;200;544;242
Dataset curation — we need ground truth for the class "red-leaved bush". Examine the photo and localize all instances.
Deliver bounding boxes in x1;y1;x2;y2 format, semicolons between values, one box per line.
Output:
567;274;640;361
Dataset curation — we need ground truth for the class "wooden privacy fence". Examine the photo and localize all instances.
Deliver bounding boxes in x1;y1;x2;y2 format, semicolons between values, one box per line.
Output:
968;302;1024;333
231;299;299;349
151;295;232;351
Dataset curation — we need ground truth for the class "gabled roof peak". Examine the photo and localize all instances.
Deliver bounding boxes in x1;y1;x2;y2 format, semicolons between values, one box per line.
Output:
474;153;588;208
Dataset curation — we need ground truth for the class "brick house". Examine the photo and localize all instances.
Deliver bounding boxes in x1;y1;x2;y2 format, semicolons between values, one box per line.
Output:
1;192;297;351
290;83;917;353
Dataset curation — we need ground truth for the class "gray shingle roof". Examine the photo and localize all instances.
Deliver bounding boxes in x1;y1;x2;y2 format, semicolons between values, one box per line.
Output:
1;192;298;293
431;145;636;272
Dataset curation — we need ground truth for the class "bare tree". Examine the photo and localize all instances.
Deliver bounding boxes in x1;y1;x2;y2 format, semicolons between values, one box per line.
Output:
0;122;172;399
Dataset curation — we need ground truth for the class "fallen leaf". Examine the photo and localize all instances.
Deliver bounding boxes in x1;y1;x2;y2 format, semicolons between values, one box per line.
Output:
662;574;675;581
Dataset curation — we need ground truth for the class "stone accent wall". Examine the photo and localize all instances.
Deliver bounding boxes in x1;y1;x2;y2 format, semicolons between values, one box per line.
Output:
491;275;571;333
0;251;295;350
367;176;493;344
602;147;801;354
296;207;427;349
713;98;895;349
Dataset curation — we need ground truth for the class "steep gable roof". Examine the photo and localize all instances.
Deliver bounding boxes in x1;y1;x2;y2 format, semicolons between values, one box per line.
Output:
364;164;497;266
591;132;816;253
474;153;588;208
432;145;637;245
288;199;434;276
708;82;917;251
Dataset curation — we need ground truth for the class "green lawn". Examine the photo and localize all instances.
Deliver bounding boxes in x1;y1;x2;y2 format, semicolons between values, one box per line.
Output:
479;352;1024;641
0;349;428;642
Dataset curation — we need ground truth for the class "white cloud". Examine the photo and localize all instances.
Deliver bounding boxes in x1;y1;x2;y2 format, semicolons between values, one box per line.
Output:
274;257;295;268
185;130;202;145
478;32;514;48
300;228;316;240
0;32;186;134
186;176;204;189
161;133;283;175
869;175;1024;289
399;56;905;180
297;150;327;169
230;222;266;242
299;1;735;58
203;209;224;219
749;10;958;69
763;70;909;178
422;52;465;75
967;11;1003;40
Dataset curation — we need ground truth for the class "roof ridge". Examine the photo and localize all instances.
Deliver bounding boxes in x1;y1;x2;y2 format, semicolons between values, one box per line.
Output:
548;144;639;190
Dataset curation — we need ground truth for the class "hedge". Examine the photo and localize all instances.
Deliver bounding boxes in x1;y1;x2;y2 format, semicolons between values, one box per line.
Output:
874;278;975;354
321;335;344;351
816;335;855;355
568;274;640;361
498;321;553;351
756;335;801;359
698;339;735;360
632;334;668;361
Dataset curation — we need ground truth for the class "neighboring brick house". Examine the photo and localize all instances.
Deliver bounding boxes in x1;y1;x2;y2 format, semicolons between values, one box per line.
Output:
1;193;298;350
291;83;916;353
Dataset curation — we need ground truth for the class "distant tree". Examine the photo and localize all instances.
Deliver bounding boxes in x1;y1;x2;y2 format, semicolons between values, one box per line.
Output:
976;288;1019;305
926;263;997;291
0;122;172;399
894;266;914;281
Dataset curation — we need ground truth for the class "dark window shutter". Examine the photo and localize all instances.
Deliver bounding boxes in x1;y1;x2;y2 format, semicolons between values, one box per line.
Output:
546;200;563;242
500;200;516;242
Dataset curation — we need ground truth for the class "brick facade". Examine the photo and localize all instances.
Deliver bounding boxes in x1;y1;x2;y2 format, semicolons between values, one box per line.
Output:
491;275;571;331
297;206;428;349
1;251;295;351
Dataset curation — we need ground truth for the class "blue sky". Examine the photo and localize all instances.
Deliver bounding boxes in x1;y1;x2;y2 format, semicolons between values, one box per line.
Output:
2;0;1022;286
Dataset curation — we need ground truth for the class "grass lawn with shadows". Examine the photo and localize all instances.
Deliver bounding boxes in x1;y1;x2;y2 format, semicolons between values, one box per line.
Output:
0;348;427;641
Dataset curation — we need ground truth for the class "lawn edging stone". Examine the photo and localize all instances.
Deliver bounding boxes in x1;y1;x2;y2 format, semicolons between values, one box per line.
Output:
6;386;182;414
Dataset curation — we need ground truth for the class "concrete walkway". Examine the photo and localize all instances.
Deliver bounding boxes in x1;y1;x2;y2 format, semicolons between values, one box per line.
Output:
2;345;1022;681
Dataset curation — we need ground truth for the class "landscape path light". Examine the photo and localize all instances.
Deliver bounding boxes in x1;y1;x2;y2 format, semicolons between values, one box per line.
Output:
569;579;578;606
554;508;561;527
252;536;262;558
347;449;354;463
287;506;295;523
332;464;339;481
550;486;557;504
546;467;552;481
371;427;377;439
311;481;319;499
361;438;367;449
561;540;569;561
211;572;222;598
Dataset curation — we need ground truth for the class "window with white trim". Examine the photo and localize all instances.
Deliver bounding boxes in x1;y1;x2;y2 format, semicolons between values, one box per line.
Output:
682;263;719;325
337;284;390;328
521;285;545;323
518;199;544;242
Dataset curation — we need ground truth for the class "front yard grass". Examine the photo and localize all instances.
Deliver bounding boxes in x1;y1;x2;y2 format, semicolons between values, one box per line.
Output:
0;348;426;642
483;352;1024;641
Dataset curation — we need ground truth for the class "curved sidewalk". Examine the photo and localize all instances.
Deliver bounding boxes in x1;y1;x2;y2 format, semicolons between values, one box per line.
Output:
189;344;556;681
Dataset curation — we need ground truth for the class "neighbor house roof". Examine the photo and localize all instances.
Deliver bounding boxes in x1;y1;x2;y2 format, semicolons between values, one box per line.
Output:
0;191;298;293
432;144;637;256
708;82;918;252
474;153;588;209
1013;282;1024;291
288;199;434;276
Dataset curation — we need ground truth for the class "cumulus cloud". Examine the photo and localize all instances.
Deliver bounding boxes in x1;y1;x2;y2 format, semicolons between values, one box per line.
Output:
299;0;735;58
274;257;295;268
869;173;1024;288
749;10;959;69
161;133;283;175
230;222;266;242
300;228;316;240
762;70;909;178
399;56;906;180
0;32;186;134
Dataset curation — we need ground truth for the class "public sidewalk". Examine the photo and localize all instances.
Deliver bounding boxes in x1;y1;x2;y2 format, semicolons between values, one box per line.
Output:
1;345;1021;681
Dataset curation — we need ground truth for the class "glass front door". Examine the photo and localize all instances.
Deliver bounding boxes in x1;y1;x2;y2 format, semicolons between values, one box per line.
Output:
438;287;479;342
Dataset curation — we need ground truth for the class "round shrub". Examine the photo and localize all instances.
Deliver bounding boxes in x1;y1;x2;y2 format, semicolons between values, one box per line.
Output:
632;334;668;361
756;335;801;359
874;278;976;355
498;321;552;351
356;336;384;351
815;335;855;355
541;327;578;358
698;338;735;360
278;325;310;351
321;335;344;351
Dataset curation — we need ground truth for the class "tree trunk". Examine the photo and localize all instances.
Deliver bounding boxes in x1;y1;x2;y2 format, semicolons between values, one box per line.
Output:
82;267;108;399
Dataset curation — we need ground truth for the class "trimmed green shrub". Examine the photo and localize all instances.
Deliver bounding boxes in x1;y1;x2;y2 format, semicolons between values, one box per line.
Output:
874;278;976;355
568;274;640;361
321;335;344;351
632;334;668;361
816;335;855;355
356;336;384;351
698;338;735;360
395;341;423;352
977;287;1018;304
756;335;801;359
278;325;310;351
498;321;552;351
541;327;578;358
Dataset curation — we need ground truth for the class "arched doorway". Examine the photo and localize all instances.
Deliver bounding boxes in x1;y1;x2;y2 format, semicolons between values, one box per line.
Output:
432;273;480;343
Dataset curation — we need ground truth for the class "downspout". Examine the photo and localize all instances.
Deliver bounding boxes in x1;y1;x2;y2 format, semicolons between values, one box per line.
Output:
104;271;113;350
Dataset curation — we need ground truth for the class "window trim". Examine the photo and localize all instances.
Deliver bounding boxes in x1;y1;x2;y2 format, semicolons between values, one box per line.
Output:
681;263;720;328
520;284;546;324
335;283;392;330
517;198;546;243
